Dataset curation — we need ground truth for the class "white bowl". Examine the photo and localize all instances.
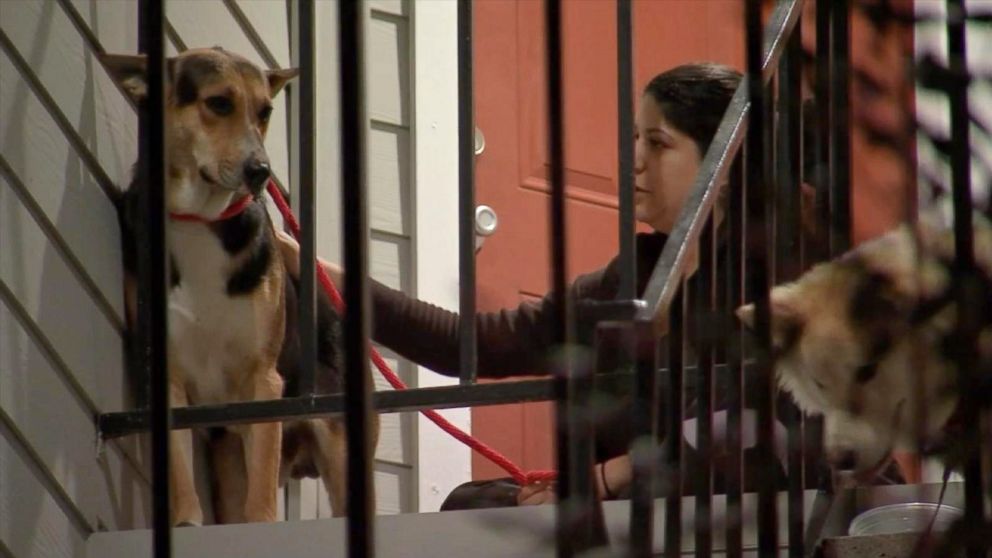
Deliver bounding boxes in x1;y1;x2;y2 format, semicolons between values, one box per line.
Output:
848;503;963;536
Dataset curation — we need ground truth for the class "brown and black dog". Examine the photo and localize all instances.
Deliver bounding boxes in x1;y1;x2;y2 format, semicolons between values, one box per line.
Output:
104;47;377;524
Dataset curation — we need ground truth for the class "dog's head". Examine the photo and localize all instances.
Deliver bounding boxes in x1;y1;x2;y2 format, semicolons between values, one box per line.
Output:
736;214;992;478
102;47;298;219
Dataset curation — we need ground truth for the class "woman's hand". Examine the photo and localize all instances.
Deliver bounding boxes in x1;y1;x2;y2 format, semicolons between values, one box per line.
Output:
275;229;344;286
516;454;632;506
275;230;302;277
517;480;557;506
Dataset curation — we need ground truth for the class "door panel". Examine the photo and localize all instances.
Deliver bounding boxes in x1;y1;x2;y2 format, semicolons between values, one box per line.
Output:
472;0;744;480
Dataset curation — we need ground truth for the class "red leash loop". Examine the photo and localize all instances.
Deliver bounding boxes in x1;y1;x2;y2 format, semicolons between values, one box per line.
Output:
267;180;557;487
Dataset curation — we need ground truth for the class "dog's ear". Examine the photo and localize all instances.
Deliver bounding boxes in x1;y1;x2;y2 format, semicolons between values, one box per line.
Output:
267;68;299;98
736;287;805;353
101;54;149;103
101;53;176;105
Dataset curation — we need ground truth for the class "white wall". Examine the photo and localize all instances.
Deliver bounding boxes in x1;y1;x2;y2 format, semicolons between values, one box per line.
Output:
410;0;472;512
1;1;432;554
1;2;147;556
915;0;992;218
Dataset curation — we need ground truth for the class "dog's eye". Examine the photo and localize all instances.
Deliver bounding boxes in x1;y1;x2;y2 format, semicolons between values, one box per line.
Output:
205;96;234;116
813;378;826;391
258;105;273;123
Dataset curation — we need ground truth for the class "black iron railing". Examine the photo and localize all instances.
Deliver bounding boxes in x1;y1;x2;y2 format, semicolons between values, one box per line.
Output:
48;0;984;557
101;1;820;557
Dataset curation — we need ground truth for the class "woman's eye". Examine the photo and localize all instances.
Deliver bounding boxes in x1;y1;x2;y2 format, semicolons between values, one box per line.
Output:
205;96;234;116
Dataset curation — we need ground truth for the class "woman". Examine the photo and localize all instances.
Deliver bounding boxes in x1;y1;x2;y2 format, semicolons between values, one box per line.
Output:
279;63;747;506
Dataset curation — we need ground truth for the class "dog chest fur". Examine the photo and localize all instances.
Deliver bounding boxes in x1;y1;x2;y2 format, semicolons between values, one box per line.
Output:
168;221;282;405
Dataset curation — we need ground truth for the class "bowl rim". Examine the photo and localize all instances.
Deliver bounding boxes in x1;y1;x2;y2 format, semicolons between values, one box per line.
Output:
848;502;964;536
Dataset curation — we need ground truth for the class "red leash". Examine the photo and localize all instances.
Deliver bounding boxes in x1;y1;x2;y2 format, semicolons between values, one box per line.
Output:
169;194;254;222
266;180;556;487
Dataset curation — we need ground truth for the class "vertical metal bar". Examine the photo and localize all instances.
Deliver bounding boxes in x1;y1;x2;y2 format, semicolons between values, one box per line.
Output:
283;0;304;520
137;0;170;556
616;0;636;300
693;221;716;558
725;156;744;558
296;0;317;397
578;330;609;550
804;0;832;495
744;1;777;555
776;24;804;558
617;3;642;549
545;0;576;555
946;2;986;554
947;0;974;268
663;290;685;558
629;320;660;557
828;0;851;255
458;0;478;385
288;0;301;238
814;0;832;262
339;1;374;556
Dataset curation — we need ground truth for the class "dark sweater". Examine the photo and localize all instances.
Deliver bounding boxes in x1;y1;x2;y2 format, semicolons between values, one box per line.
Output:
365;231;784;491
370;232;670;379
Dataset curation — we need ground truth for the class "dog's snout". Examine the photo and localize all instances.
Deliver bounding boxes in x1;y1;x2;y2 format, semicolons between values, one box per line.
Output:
244;159;271;190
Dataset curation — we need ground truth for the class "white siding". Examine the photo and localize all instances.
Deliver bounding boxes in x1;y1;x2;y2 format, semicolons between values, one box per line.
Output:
1;0;418;552
1;3;148;555
914;0;992;217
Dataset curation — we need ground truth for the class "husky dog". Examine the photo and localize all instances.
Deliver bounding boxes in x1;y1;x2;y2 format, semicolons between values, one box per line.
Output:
104;47;377;524
738;211;992;480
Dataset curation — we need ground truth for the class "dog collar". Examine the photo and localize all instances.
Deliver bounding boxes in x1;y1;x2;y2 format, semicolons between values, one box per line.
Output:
169;195;254;223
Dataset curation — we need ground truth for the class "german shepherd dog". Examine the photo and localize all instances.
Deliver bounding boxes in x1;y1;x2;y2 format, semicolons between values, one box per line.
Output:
103;47;378;524
738;211;991;481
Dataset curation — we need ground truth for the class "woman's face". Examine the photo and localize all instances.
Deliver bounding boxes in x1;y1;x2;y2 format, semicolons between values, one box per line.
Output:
634;96;703;234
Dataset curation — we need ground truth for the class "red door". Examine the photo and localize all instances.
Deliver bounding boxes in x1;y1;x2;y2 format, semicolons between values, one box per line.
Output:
471;0;745;480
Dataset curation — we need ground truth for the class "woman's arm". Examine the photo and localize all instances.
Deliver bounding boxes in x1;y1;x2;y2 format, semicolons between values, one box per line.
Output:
275;231;609;378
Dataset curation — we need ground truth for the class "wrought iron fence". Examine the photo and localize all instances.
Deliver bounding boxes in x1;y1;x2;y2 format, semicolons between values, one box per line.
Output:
67;0;990;557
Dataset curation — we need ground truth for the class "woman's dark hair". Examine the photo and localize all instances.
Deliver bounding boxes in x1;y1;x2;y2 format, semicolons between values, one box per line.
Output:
643;63;742;156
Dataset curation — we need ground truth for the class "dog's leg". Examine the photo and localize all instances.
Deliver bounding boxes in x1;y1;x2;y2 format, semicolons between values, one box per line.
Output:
240;368;284;522
208;429;247;524
169;382;203;527
313;413;380;517
312;418;348;517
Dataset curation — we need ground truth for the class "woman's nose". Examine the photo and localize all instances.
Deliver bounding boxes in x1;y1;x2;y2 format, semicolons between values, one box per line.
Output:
633;143;645;174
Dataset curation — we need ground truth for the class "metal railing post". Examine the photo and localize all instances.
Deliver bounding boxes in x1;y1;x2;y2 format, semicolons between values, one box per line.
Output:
617;0;636;300
828;0;851;256
693;220;717;558
663;290;686;558
339;1;375;555
776;21;805;558
946;2;988;555
458;0;478;385
725;156;745;558
744;1;778;555
137;0;170;555
296;0;318;397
